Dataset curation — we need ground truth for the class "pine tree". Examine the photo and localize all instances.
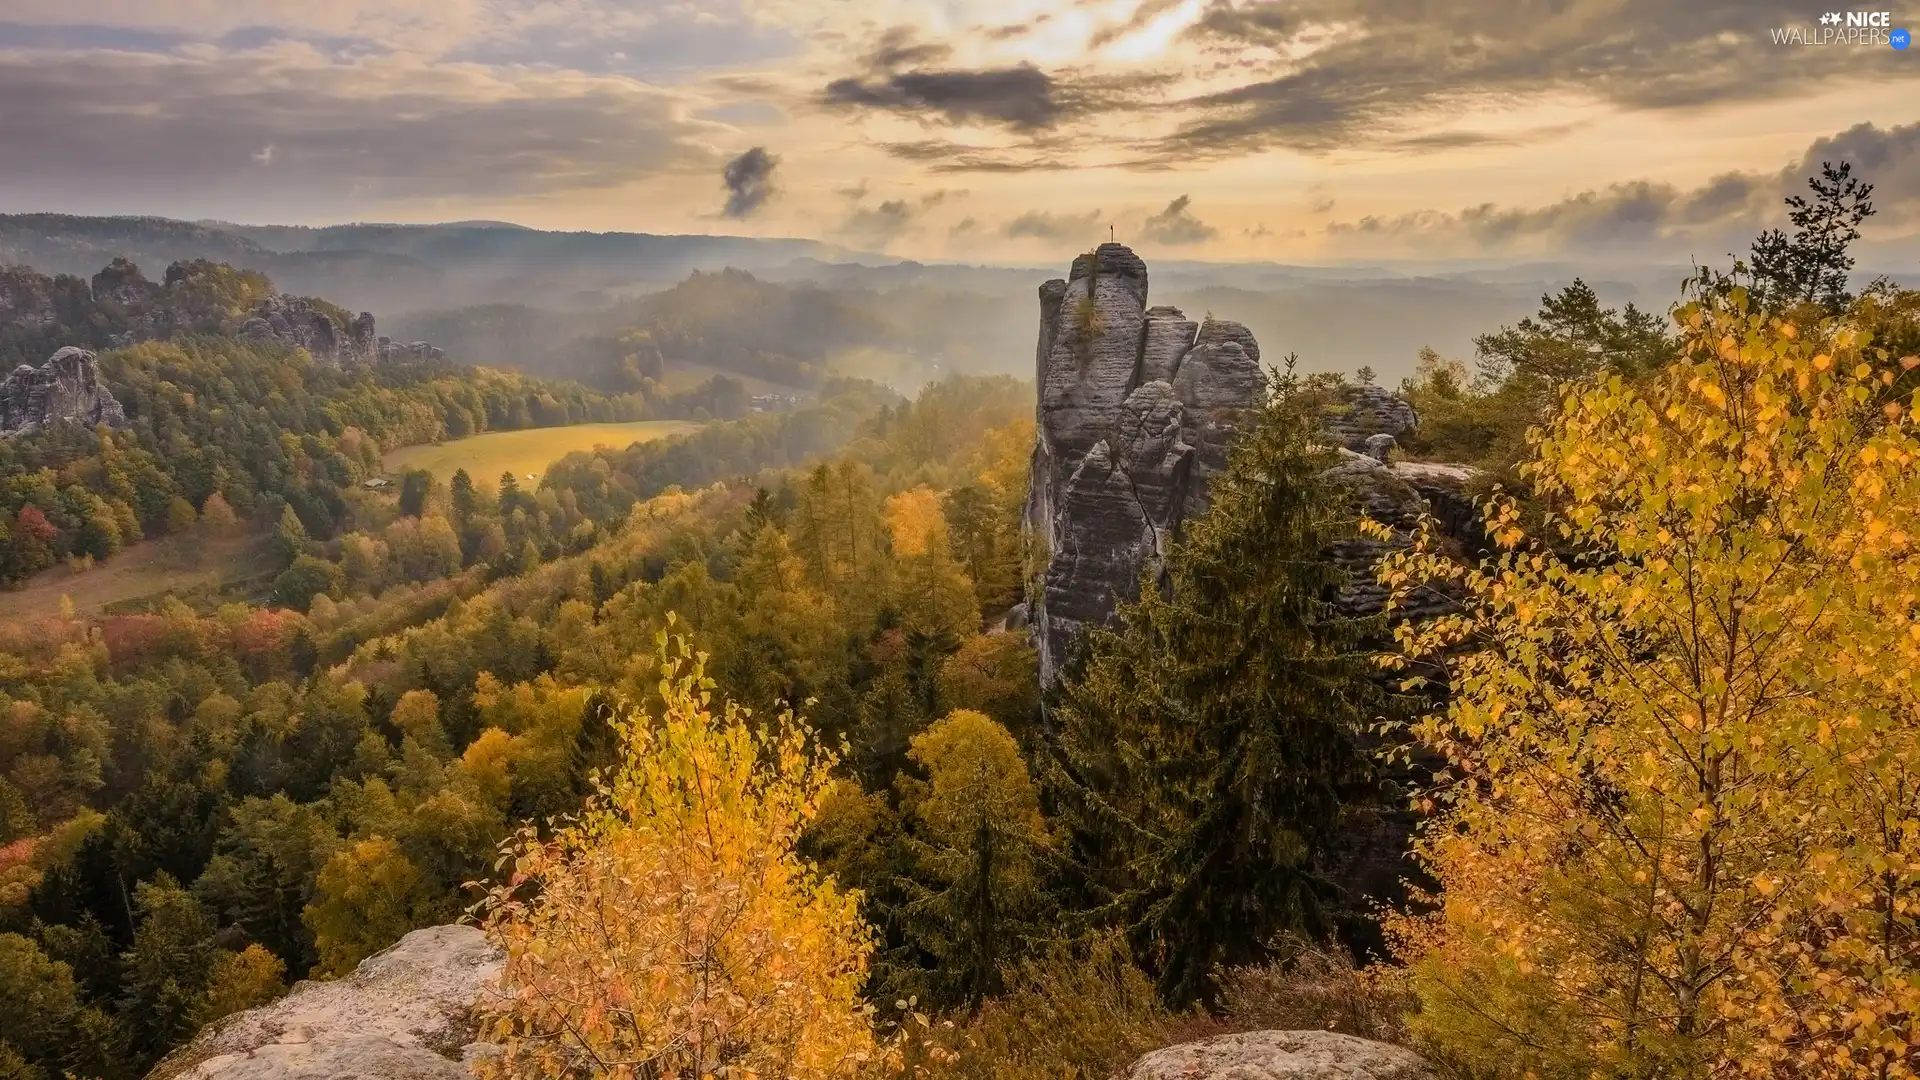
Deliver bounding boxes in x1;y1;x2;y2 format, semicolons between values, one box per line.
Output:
1748;160;1875;311
268;505;309;568
1050;369;1390;1006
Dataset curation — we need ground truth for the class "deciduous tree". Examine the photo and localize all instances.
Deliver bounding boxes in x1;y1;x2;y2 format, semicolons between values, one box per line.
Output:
1377;286;1920;1079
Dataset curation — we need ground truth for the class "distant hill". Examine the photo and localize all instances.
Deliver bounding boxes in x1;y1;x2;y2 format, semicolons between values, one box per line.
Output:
0;214;878;317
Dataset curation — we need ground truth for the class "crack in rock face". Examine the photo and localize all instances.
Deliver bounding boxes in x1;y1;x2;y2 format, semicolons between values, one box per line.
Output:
1022;244;1262;689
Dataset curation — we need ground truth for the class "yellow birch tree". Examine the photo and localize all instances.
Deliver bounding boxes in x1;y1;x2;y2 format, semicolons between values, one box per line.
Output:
1374;286;1920;1079
476;624;887;1080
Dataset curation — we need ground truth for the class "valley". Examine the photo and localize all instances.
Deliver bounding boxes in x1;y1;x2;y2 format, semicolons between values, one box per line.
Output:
0;161;1915;1080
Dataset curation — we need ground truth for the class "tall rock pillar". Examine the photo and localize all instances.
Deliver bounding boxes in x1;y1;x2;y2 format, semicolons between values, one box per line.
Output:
1023;243;1263;687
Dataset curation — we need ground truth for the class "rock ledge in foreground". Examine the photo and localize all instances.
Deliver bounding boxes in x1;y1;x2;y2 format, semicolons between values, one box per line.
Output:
148;925;504;1080
1128;1029;1435;1080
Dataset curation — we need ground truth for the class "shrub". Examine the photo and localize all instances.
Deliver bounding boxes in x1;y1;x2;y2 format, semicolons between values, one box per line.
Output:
476;626;886;1080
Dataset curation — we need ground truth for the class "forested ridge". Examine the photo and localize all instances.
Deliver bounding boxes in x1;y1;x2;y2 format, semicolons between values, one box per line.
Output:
3;162;1920;1080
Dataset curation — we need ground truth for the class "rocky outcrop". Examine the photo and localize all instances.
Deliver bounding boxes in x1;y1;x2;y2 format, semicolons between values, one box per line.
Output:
236;295;381;367
148;925;503;1080
1324;384;1418;453
377;336;447;364
0;347;128;435
2;258;439;372
1024;244;1264;687
1128;1030;1434;1080
1021;245;1490;682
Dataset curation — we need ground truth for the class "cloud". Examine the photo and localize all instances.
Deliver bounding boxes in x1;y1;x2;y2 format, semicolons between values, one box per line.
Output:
819;25;1170;133
861;24;953;70
1139;194;1217;244
950;216;978;236
1316;123;1920;256
0;44;721;214
828;179;958;248
878;140;1079;173
1148;0;1918;160
1002;208;1105;240
824;63;1066;131
719;146;778;218
837;198;918;248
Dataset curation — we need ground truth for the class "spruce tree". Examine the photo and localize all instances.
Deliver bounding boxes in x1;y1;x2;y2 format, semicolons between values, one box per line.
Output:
1049;368;1389;1006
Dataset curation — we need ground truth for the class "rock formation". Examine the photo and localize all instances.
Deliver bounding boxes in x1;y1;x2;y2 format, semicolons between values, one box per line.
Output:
236;294;382;366
1022;244;1487;685
2;257;440;371
1323;383;1419;453
147;925;503;1080
0;347;128;435
1127;1030;1434;1080
377;336;447;364
1024;243;1264;687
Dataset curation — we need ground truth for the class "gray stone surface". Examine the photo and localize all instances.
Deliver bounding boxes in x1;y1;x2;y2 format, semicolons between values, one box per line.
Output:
148;926;504;1080
0;347;128;435
1022;245;1484;679
1128;1030;1435;1080
1023;244;1264;687
1323;385;1418;452
237;294;382;367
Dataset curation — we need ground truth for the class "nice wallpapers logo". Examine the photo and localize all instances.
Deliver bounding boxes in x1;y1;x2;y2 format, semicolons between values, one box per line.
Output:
1771;9;1911;45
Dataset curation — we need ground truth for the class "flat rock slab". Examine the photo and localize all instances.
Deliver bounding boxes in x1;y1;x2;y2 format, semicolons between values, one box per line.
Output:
149;925;505;1080
1128;1030;1434;1080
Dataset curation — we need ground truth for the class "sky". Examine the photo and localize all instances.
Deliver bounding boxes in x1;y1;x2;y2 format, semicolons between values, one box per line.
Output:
1;0;1918;264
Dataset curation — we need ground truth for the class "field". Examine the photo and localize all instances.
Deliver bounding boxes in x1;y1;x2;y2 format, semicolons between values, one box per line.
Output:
0;528;273;620
382;420;702;486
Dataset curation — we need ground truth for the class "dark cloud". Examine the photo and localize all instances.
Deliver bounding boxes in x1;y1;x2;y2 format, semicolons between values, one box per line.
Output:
1150;0;1919;160
1386;125;1586;153
824;63;1065;131
0;46;717;216
720;146;777;219
1319;123;1920;254
951;216;979;236
1139;195;1218;245
878;140;1077;173
1002;208;1105;241
820;26;1170;133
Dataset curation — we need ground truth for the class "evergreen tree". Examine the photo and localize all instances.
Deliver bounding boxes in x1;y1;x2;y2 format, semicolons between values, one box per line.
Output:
449;468;477;530
1050;369;1390;1006
895;710;1054;1010
1748;160;1875;311
268;505;309;568
397;470;435;519
118;875;216;1066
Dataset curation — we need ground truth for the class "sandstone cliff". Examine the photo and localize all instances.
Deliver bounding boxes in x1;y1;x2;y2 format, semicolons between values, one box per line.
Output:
1024;243;1265;687
0;347;128;435
1;257;439;369
1022;245;1485;685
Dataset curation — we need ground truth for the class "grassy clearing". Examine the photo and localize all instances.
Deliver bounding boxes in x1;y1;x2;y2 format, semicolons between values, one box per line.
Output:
382;420;702;487
0;529;273;619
